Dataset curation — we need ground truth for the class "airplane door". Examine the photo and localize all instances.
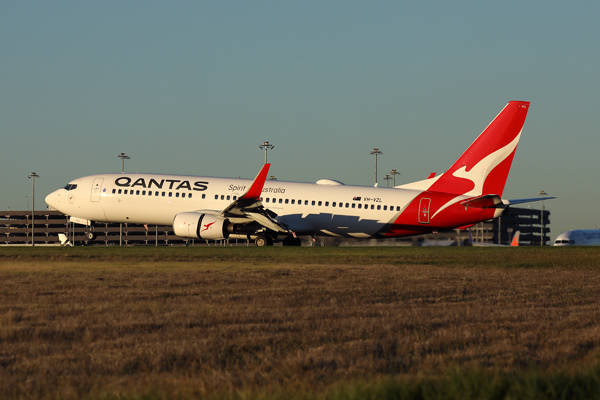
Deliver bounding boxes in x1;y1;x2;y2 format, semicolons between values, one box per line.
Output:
418;198;431;224
91;178;104;202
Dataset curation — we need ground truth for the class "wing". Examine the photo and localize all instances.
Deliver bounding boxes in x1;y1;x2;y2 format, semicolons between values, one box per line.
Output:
208;163;291;233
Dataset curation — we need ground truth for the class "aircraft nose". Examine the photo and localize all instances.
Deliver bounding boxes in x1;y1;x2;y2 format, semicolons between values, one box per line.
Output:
45;190;62;210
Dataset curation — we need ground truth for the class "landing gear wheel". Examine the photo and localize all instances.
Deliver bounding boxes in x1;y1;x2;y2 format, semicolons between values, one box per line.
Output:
254;235;273;247
86;231;97;241
283;236;302;246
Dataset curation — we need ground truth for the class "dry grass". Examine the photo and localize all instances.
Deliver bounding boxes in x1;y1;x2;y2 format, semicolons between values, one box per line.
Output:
1;247;600;399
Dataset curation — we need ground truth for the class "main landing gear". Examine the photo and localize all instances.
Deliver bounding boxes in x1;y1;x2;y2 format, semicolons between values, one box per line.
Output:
253;235;302;246
282;236;302;246
254;235;273;247
86;230;97;241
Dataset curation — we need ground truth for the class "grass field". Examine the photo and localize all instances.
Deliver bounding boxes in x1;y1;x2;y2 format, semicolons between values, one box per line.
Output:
1;246;600;399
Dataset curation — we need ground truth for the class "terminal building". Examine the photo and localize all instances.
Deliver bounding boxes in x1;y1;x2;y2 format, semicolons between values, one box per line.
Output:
1;207;551;246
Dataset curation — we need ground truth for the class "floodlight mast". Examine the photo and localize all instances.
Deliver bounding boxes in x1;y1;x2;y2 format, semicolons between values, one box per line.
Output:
28;172;40;247
384;174;392;187
258;141;274;164
390;169;400;187
118;152;130;173
369;148;383;185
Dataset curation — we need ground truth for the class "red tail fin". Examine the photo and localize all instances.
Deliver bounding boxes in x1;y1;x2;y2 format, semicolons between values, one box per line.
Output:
429;101;530;197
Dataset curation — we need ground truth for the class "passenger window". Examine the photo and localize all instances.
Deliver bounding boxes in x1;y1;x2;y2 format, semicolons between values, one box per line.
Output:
279;199;283;204
304;200;308;205
332;202;336;207
384;205;387;210
221;195;224;200
318;201;322;206
285;199;289;204
358;204;362;209
202;194;206;199
162;192;165;197
189;194;192;198
214;195;218;200
149;192;152;196
371;205;374;210
345;203;349;208
377;205;381;210
112;189;116;194
351;203;355;208
266;198;270;203
124;190;128;194
118;189;122;194
396;206;400;211
311;201;315;206
227;195;230;200
176;193;179;198
325;201;329;206
234;196;237;200
291;199;295;204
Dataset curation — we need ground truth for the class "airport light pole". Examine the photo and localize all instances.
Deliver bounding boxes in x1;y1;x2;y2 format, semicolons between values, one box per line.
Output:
28;172;40;247
118;153;130;173
390;169;400;187
370;148;383;186
258;141;274;164
118;153;130;247
384;174;392;187
538;190;549;246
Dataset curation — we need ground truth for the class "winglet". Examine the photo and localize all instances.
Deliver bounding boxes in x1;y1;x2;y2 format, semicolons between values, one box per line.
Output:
240;163;270;200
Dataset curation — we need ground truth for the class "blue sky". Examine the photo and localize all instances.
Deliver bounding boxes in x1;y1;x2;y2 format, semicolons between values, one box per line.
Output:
2;1;599;240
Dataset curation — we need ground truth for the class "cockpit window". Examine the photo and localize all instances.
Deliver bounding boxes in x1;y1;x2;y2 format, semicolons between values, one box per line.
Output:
64;184;77;191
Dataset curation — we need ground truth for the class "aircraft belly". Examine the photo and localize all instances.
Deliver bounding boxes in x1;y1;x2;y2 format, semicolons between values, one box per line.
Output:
103;197;176;225
279;212;387;238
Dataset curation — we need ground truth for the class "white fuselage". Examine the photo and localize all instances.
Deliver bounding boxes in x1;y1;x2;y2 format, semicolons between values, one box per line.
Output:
553;230;600;246
46;173;445;238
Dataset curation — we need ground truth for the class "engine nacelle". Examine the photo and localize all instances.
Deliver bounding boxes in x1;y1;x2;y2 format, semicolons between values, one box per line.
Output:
173;212;230;240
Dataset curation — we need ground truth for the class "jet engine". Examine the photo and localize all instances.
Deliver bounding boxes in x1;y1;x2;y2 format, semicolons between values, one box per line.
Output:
173;212;230;240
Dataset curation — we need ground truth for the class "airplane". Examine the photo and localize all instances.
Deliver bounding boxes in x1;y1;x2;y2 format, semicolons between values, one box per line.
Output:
553;230;600;246
45;100;555;246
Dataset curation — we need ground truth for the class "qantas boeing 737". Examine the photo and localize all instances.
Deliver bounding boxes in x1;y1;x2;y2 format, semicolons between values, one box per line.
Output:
45;101;553;246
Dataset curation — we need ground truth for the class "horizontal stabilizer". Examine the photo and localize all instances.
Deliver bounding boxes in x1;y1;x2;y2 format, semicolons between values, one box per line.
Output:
506;197;556;205
460;194;503;209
